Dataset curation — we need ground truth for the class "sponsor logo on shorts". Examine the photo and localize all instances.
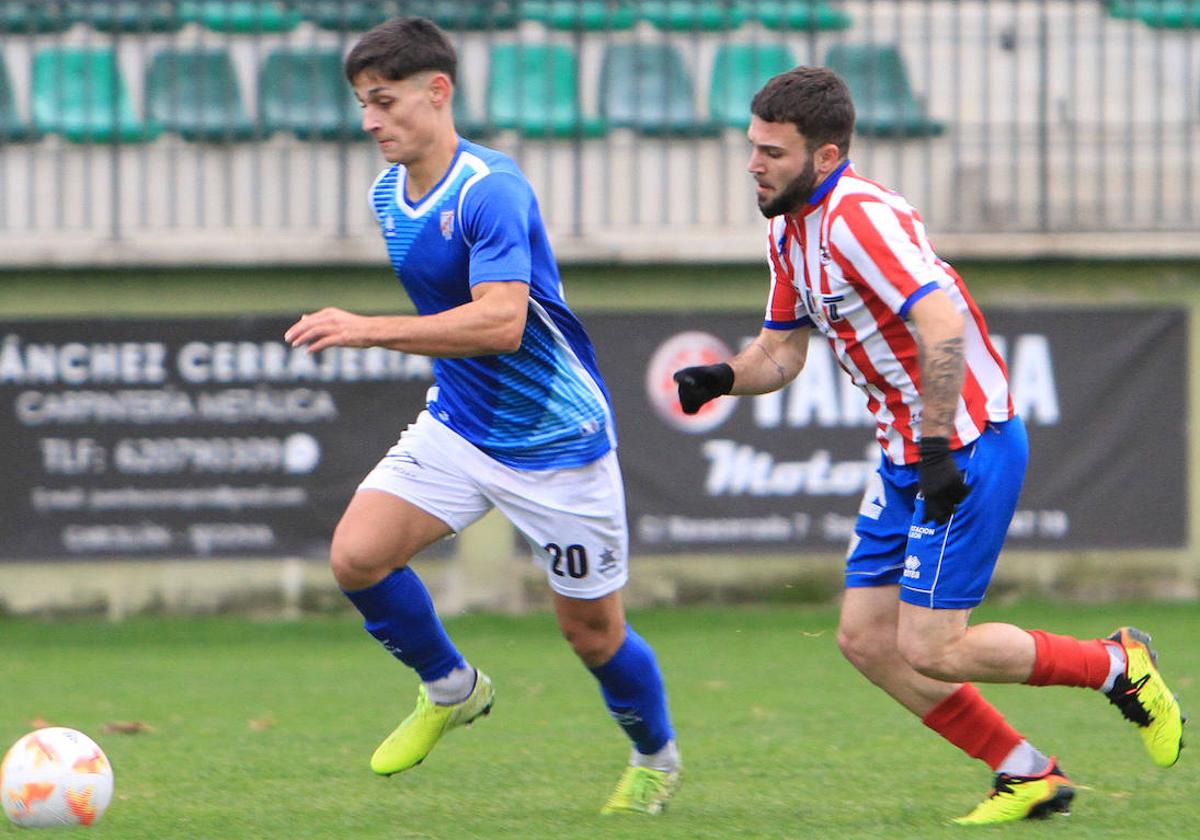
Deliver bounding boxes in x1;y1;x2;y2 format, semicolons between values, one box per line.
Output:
597;546;622;579
381;450;423;477
903;555;921;579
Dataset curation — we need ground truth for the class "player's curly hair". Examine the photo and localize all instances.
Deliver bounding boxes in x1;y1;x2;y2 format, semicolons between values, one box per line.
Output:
344;17;457;84
751;66;854;155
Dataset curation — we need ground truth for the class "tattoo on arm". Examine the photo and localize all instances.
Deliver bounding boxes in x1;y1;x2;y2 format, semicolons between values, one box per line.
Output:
755;341;788;387
920;336;964;434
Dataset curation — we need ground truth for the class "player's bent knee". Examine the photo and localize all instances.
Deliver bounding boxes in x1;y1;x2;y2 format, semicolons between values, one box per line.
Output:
329;533;409;591
896;634;956;681
559;617;622;666
837;624;889;674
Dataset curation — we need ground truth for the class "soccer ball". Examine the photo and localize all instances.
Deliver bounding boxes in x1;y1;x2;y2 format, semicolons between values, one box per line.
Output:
1;727;113;828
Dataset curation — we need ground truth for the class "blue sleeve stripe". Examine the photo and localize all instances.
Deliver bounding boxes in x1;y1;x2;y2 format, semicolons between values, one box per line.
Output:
899;281;940;319
764;317;812;330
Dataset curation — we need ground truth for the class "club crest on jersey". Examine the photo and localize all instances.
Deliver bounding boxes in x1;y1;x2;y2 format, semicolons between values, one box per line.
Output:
440;209;455;240
383;214;396;238
819;245;832;265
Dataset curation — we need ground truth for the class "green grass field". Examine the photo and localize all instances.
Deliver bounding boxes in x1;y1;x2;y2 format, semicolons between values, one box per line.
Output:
2;600;1196;839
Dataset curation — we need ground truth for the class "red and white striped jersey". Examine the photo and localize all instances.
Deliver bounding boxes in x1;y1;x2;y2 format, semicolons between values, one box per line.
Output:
763;163;1013;465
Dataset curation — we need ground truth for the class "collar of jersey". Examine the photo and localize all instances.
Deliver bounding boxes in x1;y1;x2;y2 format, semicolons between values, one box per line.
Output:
802;158;852;213
395;137;468;219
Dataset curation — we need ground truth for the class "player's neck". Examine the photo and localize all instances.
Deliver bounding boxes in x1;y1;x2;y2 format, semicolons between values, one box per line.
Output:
404;130;461;203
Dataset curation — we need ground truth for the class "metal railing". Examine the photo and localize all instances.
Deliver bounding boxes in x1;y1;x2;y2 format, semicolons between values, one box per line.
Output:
0;0;1197;264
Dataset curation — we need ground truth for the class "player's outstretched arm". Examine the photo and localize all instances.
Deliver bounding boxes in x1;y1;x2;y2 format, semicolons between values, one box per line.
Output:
284;281;530;358
674;326;808;414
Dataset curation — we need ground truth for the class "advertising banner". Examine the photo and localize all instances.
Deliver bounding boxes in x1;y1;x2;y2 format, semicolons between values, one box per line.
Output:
590;307;1188;554
1;308;1187;560
0;317;434;559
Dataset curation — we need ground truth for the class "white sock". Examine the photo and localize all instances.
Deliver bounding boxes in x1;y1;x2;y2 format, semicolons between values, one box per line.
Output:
425;665;476;705
631;739;680;773
1100;644;1127;694
996;740;1050;777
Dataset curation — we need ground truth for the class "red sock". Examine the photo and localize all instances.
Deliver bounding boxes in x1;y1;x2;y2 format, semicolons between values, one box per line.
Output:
922;683;1024;770
1025;630;1115;689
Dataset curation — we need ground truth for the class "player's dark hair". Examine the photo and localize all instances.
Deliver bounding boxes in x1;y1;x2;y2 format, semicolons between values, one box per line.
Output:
751;66;854;155
344;17;457;84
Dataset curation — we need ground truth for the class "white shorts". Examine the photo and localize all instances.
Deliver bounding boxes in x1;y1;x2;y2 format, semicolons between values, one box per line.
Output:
358;410;629;599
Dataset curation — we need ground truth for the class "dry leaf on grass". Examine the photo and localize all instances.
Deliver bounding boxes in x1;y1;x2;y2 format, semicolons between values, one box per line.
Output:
247;714;276;732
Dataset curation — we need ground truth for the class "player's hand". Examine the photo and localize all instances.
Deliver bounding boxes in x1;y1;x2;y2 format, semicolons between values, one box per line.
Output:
284;307;374;353
917;436;969;524
673;363;734;415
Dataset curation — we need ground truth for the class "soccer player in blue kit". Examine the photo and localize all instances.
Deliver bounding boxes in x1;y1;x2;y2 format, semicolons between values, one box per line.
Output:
284;17;679;815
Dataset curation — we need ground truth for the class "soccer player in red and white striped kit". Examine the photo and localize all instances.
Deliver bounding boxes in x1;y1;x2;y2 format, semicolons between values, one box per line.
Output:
673;66;1184;825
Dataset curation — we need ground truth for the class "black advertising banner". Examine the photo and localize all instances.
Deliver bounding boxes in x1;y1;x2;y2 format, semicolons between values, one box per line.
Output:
589;308;1188;553
0;318;434;560
1;308;1188;560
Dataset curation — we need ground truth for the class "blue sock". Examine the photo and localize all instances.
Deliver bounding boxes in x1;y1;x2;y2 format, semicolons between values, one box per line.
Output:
588;625;674;755
342;567;465;682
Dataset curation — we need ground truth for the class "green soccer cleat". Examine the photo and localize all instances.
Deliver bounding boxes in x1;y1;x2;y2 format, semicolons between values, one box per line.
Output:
369;670;494;776
1105;627;1186;768
952;760;1074;826
600;764;681;815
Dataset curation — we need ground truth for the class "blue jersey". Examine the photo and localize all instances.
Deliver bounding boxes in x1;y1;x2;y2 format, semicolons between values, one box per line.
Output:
369;138;615;470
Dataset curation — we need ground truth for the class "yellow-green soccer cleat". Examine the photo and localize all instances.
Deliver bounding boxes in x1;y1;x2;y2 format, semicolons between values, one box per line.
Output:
369;670;494;776
600;765;681;815
1105;627;1186;768
952;760;1074;826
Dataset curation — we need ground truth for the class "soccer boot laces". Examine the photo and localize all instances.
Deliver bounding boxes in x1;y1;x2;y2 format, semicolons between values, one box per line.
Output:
369;669;494;776
1105;627;1186;768
600;764;681;815
952;760;1074;826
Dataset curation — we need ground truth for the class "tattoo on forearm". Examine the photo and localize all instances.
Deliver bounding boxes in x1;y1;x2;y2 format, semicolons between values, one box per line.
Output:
755;341;788;386
920;336;964;433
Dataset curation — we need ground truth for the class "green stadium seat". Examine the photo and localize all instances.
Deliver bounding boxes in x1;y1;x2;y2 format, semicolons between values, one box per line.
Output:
260;50;362;140
824;44;943;138
737;0;852;31
1115;1;1200;28
31;48;158;143
0;59;38;142
406;1;518;30
637;0;746;31
709;43;796;129
487;44;604;138
181;1;302;32
145;49;255;142
294;0;389;30
520;1;637;30
599;43;710;135
0;1;72;33
67;1;187;32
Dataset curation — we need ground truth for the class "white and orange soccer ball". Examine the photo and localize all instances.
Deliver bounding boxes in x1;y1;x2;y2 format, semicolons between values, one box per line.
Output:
1;727;113;828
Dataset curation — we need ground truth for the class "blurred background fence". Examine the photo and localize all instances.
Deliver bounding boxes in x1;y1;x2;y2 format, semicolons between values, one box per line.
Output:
1;0;1199;265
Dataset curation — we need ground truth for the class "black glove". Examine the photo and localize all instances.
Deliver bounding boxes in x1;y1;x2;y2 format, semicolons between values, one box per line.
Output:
918;436;969;524
673;363;734;415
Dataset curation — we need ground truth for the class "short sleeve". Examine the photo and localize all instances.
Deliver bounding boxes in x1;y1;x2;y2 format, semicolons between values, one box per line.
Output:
459;171;534;287
764;217;812;330
828;197;944;318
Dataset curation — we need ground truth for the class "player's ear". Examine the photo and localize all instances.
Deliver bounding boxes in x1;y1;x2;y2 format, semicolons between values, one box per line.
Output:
427;72;452;109
813;142;841;174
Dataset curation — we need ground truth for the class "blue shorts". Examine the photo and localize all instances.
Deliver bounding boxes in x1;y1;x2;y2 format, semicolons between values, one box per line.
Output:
844;417;1028;610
